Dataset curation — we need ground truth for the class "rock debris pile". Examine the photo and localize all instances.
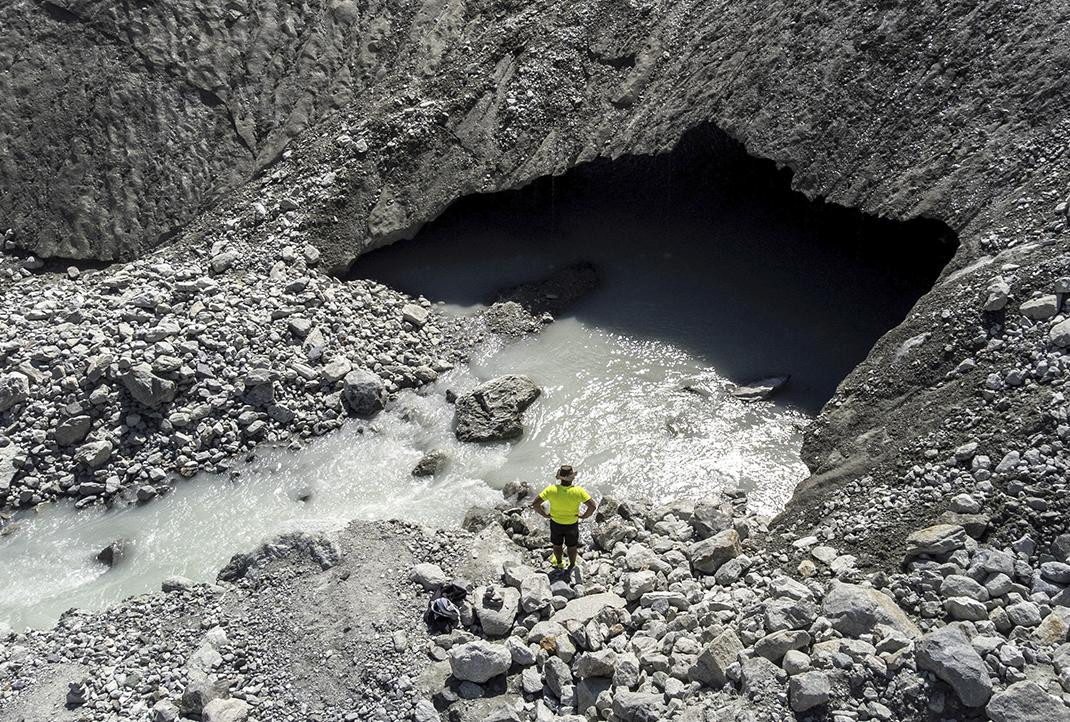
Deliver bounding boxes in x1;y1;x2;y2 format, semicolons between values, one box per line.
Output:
410;483;1070;722
0;247;453;510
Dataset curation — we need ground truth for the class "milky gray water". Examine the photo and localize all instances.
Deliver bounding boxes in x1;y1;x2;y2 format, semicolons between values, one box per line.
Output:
0;141;951;630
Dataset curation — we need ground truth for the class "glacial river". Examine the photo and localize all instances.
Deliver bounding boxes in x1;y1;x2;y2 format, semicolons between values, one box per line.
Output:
0;143;949;630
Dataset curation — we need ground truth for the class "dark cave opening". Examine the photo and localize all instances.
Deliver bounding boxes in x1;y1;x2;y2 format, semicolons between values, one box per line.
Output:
351;125;958;414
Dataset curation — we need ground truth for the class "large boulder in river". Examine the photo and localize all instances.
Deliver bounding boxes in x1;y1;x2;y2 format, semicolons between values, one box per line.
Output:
341;370;386;417
454;375;541;442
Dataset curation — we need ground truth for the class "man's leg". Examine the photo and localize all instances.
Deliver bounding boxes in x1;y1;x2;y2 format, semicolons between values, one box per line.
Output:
566;523;580;569
552;544;565;567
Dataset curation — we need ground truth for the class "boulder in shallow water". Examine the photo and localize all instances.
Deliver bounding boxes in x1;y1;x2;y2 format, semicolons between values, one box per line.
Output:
412;450;448;477
454;375;541;442
97;538;130;568
729;375;789;401
341;369;386;417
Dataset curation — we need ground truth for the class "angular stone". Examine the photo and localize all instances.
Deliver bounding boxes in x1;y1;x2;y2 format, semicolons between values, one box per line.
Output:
612;691;665;722
550;592;626;624
449;641;511;683
690;629;743;688
1035;608;1070;645
0;372;29;412
55;415;92;446
789;670;831;712
1020;295;1059;320
754;630;811;663
123;364;177;409
74;440;113;469
473;586;520;638
822;581;920;639
1051;319;1070;348
410;563;447;590
573;649;617;679
987;680;1070;722
688;529;741;574
341;369;386;417
520;573;552;613
454;375;541;442
905;524;967;557
915;624;992;707
402;303;430;327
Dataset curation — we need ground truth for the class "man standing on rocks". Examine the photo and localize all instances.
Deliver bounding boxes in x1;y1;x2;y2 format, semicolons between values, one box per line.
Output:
531;465;596;570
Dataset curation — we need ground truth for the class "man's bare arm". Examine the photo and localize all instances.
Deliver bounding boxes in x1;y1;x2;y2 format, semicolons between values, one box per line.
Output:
532;497;550;518
579;499;597;519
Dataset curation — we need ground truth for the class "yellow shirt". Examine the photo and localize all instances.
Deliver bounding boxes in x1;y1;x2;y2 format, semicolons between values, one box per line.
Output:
538;484;592;525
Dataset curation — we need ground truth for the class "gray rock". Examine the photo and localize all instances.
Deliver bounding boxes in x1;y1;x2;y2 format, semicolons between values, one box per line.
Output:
550;592;626;624
321;357;352;383
1020;295;1059;320
1051;319;1070;348
765;597;818;632
611;691;666;722
904;524;967;557
473;586;520;637
690;629;743;688
54;415;92;446
410;562;447;590
987;680;1070;722
454;375;541;442
123;364;177;409
179;676;227;716
210;250;238;273
915;624;992;707
74;440;113;469
449;640;512;683
688;529;741;574
543;654;572;698
573;649;617;679
341;369;386;417
162;575;194;592
151;700;179;722
412;450;448;477
202;698;250;722
576;677;612;715
1041;561;1070;584
520;573;552;613
402;303;430;327
614;653;641;689
690;501;733;539
623;570;657;601
754;630;811;662
96;538;129;567
821;581;920;638
0;373;29;412
789;670;831;712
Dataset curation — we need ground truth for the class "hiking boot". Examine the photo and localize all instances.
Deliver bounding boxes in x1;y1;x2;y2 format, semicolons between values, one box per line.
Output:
550;554;566;570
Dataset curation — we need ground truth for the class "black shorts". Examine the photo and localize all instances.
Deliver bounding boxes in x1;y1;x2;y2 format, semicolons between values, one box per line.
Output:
550;520;580;547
